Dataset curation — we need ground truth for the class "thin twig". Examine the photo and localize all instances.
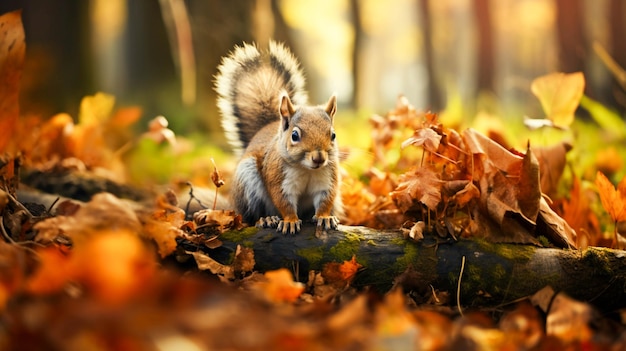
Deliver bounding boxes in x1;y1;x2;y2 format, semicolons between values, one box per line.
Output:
6;191;33;218
47;197;60;215
184;182;209;219
0;215;17;245
457;255;466;317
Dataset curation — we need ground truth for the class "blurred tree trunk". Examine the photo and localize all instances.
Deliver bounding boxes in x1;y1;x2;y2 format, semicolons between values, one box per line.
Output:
350;0;363;109
555;0;586;74
187;1;254;134
270;0;292;45
252;0;274;48
609;0;626;110
418;0;442;110
473;0;494;95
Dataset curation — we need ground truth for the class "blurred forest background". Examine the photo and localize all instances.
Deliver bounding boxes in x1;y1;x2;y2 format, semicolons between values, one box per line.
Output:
1;0;625;139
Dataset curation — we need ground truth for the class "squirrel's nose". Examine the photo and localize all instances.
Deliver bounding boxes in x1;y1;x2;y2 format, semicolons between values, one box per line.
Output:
311;151;327;167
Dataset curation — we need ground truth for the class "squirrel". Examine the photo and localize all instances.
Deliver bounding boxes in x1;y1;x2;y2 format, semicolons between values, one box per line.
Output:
214;41;342;235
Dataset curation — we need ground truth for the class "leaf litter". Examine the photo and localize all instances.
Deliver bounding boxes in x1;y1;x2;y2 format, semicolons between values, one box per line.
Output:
1;9;626;351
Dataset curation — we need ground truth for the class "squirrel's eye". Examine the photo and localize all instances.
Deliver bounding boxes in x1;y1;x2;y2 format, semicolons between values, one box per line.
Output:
331;131;336;141
291;129;300;142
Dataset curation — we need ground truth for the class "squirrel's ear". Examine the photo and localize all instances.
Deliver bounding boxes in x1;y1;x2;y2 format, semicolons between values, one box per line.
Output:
280;94;296;130
325;94;337;120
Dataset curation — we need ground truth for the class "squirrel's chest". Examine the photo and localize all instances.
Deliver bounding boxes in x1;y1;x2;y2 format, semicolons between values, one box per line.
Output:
281;166;332;198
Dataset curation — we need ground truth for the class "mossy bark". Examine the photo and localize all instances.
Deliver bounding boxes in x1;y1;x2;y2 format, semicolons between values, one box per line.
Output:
203;224;626;311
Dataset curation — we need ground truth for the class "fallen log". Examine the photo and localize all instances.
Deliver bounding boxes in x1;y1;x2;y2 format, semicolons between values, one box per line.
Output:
199;224;626;312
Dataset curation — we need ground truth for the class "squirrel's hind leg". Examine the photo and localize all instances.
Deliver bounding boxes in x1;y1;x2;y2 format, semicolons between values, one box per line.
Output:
233;157;276;225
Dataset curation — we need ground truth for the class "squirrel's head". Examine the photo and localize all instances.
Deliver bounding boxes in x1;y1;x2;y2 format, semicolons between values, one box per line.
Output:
278;93;337;169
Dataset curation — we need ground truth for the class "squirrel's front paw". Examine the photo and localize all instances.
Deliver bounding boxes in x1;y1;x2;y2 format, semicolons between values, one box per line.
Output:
277;218;302;235
256;216;281;228
315;215;339;230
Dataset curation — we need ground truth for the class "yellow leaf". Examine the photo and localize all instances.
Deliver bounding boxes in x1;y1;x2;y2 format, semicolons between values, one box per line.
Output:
79;92;116;126
530;72;585;129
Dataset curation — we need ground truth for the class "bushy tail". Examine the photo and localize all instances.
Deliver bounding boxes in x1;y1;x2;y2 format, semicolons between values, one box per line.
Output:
215;41;308;152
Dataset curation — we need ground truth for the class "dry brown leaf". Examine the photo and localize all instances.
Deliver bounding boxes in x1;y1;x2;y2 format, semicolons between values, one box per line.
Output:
187;250;234;280
232;245;255;274
537;197;577;248
193;209;243;234
407;221;425;241
210;158;225;189
340;175;376;226
391;166;441;212
143;219;182;258
24;113;73;166
0;10;25;154
463;128;523;178
401;127;441;153
517;143;541;223
453;181;480;208
533;142;571;196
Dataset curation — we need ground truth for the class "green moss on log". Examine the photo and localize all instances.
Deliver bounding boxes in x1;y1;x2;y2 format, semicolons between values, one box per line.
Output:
221;226;259;244
296;246;325;269
330;232;364;262
473;238;537;261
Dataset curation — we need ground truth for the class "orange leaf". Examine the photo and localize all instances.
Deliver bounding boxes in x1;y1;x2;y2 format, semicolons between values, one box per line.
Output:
595;171;626;223
322;255;362;288
77;229;156;306
260;268;305;303
0;10;25;153
25;246;74;294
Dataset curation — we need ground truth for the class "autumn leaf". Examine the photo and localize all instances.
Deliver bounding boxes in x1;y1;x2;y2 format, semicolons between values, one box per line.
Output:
391;166;441;212
374;288;418;342
595;171;626;223
517;142;541;223
401;127;441;153
557;174;600;247
529;72;585;129
143;219;182;258
258;268;305;303
187;250;234;280
322;255;362;288
0;10;25;154
27;229;157;306
193;209;243;234
79;92;116;125
533;142;572;196
76;229;157;306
